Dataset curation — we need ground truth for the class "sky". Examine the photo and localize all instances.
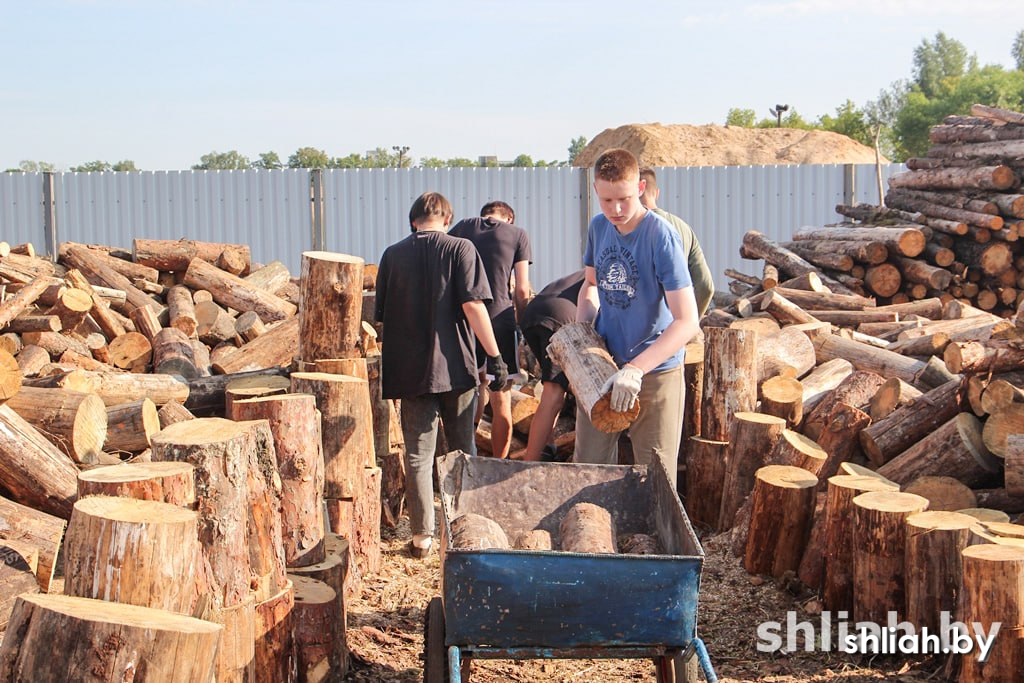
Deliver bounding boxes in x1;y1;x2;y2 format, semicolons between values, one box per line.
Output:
2;0;1022;171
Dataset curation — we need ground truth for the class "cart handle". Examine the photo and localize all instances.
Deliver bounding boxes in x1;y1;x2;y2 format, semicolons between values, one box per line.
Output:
689;638;717;683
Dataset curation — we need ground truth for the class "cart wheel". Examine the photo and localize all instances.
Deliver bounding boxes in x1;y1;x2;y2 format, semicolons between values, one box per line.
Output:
654;651;698;682
423;597;449;683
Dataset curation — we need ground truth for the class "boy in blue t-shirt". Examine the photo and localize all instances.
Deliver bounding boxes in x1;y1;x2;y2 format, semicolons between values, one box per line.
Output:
575;148;701;489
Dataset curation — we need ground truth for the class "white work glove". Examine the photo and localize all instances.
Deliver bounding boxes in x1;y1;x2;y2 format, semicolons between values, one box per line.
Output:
601;364;643;413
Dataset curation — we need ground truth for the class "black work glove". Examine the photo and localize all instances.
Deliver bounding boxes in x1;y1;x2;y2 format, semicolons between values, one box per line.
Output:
485;354;508;392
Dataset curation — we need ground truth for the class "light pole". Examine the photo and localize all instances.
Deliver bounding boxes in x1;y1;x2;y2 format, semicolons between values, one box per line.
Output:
768;104;789;128
392;145;410;168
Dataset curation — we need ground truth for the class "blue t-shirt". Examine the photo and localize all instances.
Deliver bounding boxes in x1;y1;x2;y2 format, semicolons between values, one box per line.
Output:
583;211;692;372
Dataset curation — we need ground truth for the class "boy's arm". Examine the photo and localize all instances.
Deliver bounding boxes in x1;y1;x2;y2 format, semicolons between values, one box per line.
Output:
688;239;715;317
624;286;699;374
575;267;600;323
462;300;501;357
512;260;531;324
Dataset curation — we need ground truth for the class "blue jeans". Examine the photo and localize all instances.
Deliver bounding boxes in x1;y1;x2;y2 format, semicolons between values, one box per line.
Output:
400;387;478;536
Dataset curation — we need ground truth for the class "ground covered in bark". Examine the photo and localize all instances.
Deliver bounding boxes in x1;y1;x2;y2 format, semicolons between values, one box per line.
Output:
344;510;945;682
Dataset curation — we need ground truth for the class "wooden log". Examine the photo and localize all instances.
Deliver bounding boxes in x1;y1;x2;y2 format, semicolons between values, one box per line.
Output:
864;263;903;298
904;475;977;511
801;370;885;443
184;367;289;414
888;165;1017;191
740;230;855;294
812;401;872;485
0;593;221;682
897;257;953;290
959;544;1024;682
207;593;257;682
150;418;254;609
127;303;163;341
0;278;52;331
44;288;91;333
132;238;251;275
811;333;937;387
957;508;1011;523
231;394;325;568
887;192;1005;229
255;580;296;683
791;226;926;257
954;240;1013;276
290;575;342;683
800;358;855;414
291;372;373;499
983;404;1024;457
1007;435;1024;497
224;374;291;415
211;315;299;374
299;251;364;363
194;300;237;346
77;370;189;406
759;290;820;325
729;315;780;336
743;465;817;577
235;310;265;342
812;310;899;325
945;339;1024;374
165;285;198;337
245;260;292;293
851;490;929;623
760;376;803;427
768;429;827;475
780;239;889;265
0;404;79;519
63;495;205;613
700;327;757;441
719;412;787;531
684;437;728;530
190;338;211;377
766;287;875;311
107;331;152;370
887;332;951;357
868;377;923;421
874;412;999;488
820;474;900;610
77;461;196;507
104;398;160;453
156;399;195;429
450;512;512;550
149;327;199;379
183;258;296;322
5;315;59;334
0;541;39;627
325;467;382;578
62;246;155;311
756;327;815;382
546;322;640;432
677;344;704;475
860;378;963;466
286;550;348;676
4;386;107;464
780;244;854;271
559;503;616;554
509;389;540;435
0;494;66;593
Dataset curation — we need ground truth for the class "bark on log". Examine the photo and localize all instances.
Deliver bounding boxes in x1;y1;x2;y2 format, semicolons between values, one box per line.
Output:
0;593;221;683
876;413;1000;488
759;290;820;325
860;378;963;466
224;374;291;415
953;240;1013;276
286;550;349;676
183;258;296;322
684;437;729;530
719;412;787;531
800;358;855;414
184;368;289;414
983;404;1024;457
132;238;251;275
700;327;757;441
792;226;926;257
0;540;40;628
211;316;299;375
299;251;365;363
851;490;930;623
801;371;885;442
757;327;816;383
147;327;198;379
516;530;554;550
812;333;937;387
559;503;616;554
743;465;817;577
903;511;975;633
0;404;79;519
450;512;512;550
5;315;60;334
0;494;66;593
945;339;1024;374
128;303;163;340
150;418;254;609
323;467;382;579
195;300;238;346
812;402;872;486
760;376;803;427
817;474;902;607
245;260;292;293
959;544;1024;683
290;575;342;683
231;394;325;569
887;165;1017;191
77;461;196;507
740;231;855;294
77;370;189;406
5;386;107;464
157;399;195;429
62;246;155;311
783;238;890;265
165;285;198;337
254;580;296;683
868;377;923;421
234;310;265;343
1006;435;1024;497
0;278;55;330
780;244;854;271
22;329;90;359
63;495;205;614
104;398;160;453
291;372;373;499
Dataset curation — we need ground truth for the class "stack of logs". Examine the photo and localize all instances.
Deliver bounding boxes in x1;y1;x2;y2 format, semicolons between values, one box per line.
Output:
0;239;391;681
694;209;1024;675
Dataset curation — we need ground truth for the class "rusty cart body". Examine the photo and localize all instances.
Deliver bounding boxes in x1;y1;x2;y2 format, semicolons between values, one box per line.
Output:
423;452;717;682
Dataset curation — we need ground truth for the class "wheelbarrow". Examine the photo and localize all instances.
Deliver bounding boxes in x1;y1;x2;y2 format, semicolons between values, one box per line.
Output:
422;452;717;682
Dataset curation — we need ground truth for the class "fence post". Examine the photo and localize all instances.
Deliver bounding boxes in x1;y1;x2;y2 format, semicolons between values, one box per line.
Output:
42;172;58;261
310;168;325;251
842;164;856;208
578;166;592;258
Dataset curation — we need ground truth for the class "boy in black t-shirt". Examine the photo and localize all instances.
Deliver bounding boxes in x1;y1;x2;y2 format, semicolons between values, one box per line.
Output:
375;192;507;558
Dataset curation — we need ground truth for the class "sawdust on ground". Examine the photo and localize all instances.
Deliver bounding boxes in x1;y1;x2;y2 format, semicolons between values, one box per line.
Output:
344;511;940;682
573;124;885;168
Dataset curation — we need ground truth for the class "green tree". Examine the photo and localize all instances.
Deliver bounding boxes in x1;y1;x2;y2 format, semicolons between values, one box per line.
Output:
419;157;446;168
330;153;367;169
363;147;399;168
818;100;873;146
725;108;757;127
71;160;112;172
446;158;477;167
11;160;57;173
913;31;971;98
511;154;534;167
193;150;250;170
111;160;138;172
1013;30;1024;70
251;152;282;170
567;135;587;164
288;147;331;168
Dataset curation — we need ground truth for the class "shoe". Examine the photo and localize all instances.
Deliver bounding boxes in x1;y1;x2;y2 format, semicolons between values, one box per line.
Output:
409;535;433;559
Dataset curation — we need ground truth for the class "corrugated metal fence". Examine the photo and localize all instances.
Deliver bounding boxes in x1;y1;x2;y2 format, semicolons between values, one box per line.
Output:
0;164;905;289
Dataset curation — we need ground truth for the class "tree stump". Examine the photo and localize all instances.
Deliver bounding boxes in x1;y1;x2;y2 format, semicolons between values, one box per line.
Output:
231;393;326;568
0;593;221;682
743;465;818;578
684;437;729;530
291;372;374;499
224;374;291;416
759;376;803;428
560;503;616;554
851;490;929;623
719;412;787;530
288;551;349;675
324;467;382;578
700;327;757;441
63;496;205;614
959;545;1024;683
5;386;107;464
77;461;196;507
298;251;364;363
290;575;342;683
547;322;640;433
768;430;827;476
255;579;297;683
905;510;975;633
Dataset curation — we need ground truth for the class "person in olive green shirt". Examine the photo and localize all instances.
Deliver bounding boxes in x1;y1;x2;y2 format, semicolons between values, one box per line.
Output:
639;168;714;315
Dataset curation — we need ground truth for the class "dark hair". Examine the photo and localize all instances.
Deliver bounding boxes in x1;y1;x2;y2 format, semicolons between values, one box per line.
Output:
409;192;453;229
481;200;514;224
594;148;639;182
639;167;658;193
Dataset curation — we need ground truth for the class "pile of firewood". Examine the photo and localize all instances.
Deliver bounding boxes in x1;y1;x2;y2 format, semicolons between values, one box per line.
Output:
0;239;392;681
726;104;1024;319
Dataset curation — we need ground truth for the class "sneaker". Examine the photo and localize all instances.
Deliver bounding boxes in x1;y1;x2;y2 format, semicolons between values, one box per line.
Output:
409;535;432;559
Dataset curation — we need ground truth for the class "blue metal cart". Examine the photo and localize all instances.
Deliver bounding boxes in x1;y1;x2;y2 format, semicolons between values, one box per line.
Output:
423;453;717;682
